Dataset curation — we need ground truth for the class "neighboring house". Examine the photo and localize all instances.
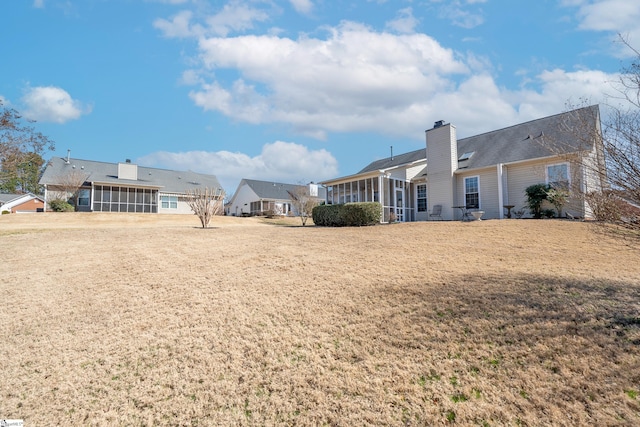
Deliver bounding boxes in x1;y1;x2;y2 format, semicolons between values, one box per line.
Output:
320;105;606;222
39;156;223;214
226;179;326;216
0;193;45;214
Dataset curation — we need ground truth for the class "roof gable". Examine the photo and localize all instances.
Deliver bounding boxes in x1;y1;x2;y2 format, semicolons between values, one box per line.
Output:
242;179;326;200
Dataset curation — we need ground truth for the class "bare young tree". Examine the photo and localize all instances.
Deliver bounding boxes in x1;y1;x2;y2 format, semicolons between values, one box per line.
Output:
604;36;640;209
47;168;90;211
185;187;225;228
550;35;640;239
288;184;321;226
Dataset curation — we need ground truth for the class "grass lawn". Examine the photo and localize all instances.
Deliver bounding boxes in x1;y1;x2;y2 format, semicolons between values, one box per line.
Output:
1;213;639;426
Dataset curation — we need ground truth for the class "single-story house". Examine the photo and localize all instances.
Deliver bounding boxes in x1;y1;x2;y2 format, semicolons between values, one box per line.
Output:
0;193;45;214
39;156;223;214
226;179;326;216
320;105;606;222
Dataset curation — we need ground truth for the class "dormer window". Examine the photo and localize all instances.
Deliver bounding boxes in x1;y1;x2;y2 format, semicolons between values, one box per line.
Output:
458;152;474;162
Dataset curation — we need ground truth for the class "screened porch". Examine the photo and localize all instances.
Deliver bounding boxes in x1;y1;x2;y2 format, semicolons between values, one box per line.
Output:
323;175;415;223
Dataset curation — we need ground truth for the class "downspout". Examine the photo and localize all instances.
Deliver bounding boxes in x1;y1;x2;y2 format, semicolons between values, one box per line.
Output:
43;184;48;212
378;174;384;223
497;163;504;219
90;182;95;212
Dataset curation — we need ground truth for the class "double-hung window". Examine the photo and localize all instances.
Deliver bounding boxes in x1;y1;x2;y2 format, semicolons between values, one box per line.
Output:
417;184;427;212
546;163;569;189
161;195;178;209
464;176;479;209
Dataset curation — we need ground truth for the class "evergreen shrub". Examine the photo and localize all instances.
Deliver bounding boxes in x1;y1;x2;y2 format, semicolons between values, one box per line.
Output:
312;202;381;226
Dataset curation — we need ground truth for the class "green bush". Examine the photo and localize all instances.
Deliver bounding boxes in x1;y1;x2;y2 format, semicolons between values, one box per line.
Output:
312;202;381;226
48;199;75;212
525;183;550;219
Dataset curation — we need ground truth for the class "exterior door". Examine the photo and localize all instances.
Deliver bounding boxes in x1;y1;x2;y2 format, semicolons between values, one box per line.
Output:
395;189;404;222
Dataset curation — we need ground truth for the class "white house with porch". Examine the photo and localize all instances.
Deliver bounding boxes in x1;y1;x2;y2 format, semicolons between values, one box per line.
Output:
226;179;326;216
320;105;606;222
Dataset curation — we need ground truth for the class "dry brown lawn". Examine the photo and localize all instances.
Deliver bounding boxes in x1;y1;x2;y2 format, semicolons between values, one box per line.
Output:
1;213;639;426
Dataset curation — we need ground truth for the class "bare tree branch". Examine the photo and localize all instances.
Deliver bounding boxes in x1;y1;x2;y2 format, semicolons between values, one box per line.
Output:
288;184;322;226
185;187;225;228
46;169;90;211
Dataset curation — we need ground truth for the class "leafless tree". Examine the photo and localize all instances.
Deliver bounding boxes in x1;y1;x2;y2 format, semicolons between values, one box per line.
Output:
288;184;321;226
550;35;640;239
185;187;225;228
47;168;90;211
604;36;640;209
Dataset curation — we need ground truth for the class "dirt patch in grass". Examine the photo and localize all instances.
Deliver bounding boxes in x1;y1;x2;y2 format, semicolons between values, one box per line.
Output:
1;213;639;425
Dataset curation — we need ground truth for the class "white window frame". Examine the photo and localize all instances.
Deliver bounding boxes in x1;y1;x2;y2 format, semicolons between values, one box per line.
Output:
546;162;570;189
161;195;178;209
416;184;427;212
464;175;480;209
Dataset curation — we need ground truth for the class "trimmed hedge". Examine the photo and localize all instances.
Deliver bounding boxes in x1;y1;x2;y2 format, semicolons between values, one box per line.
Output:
312;202;381;227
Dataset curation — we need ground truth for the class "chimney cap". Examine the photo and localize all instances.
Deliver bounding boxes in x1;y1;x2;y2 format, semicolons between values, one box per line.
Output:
434;120;445;128
125;159;131;163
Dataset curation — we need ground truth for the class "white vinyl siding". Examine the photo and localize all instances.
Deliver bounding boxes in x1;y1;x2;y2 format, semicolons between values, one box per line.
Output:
456;169;500;219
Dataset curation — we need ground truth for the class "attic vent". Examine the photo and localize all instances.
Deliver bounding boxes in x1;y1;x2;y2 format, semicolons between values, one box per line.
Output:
458;151;475;161
188;181;201;185
433;120;445;128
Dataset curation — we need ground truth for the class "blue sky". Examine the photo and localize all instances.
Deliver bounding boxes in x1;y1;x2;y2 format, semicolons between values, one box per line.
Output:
2;0;638;193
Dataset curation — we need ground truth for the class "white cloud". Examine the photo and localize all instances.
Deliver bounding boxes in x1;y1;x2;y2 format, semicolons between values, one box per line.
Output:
564;0;640;56
436;1;485;29
573;0;640;32
155;1;271;38
137;141;338;191
21;86;90;123
205;1;270;37
154;10;203;38
189;21;469;139
289;0;313;15
385;8;419;34
156;4;620;145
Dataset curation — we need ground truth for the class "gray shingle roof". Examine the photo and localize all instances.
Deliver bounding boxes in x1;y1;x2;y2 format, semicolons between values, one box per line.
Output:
242;179;326;200
0;193;22;204
456;105;599;170
39;157;223;194
352;105;600;175
357;148;426;174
